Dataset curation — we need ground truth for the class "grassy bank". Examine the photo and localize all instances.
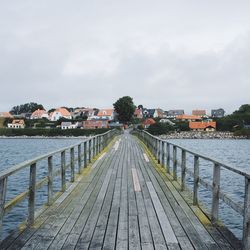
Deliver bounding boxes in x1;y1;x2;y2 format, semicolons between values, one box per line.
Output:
0;128;111;137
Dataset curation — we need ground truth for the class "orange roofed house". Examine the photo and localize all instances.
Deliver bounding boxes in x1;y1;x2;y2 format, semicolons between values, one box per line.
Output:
143;118;156;128
7;119;25;129
176;115;202;122
0;112;13;118
30;109;48;119
97;109;114;121
50;108;72;121
192;110;206;116
189;121;216;132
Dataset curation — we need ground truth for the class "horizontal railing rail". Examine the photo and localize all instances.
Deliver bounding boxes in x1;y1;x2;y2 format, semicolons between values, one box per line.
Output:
134;129;250;250
0;129;118;237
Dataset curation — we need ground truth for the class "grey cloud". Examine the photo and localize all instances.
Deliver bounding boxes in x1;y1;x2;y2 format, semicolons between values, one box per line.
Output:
0;1;250;113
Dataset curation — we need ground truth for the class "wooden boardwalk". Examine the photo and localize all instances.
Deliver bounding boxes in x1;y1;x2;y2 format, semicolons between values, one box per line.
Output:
0;132;241;249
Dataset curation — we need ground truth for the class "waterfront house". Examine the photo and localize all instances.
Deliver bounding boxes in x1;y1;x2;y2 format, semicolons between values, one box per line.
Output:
7;119;25;129
97;109;114;121
50;108;72;121
166;110;185;119
143;118;156;128
30;109;49;119
82;120;109;129
192;110;206;116
176;115;202;122
159;119;175;126
61;121;82;129
156;108;166;118
143;109;158;118
134;108;143;119
0;112;13;118
189;121;216;131
211;108;225;118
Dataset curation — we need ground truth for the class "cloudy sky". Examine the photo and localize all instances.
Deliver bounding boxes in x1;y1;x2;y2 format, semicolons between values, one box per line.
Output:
0;0;249;114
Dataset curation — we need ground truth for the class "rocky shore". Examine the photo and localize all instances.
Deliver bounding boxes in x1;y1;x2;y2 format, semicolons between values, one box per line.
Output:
159;131;247;139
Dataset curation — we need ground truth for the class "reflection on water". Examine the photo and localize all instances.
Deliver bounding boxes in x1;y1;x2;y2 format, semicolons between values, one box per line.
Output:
168;139;250;239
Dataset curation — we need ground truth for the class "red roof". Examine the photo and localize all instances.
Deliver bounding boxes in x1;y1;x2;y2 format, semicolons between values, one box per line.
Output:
189;121;216;129
143;118;156;125
0;112;13;118
176;115;202;120
97;109;114;117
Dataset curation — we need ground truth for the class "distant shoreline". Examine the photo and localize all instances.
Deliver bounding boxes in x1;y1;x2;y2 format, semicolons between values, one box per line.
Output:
159;131;248;140
0;136;89;139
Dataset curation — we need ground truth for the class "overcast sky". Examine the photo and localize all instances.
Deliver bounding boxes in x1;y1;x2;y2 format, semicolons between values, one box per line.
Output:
0;0;249;114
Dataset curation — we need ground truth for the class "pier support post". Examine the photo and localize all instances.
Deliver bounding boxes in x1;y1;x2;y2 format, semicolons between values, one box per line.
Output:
70;148;75;182
163;141;167;170
78;144;82;174
89;139;92;163
243;177;250;250
167;143;170;174
181;150;186;191
173;146;177;180
48;156;53;205
0;177;7;231
84;141;87;168
161;141;164;166
61;151;66;192
193;156;199;205
28;163;36;226
211;163;220;224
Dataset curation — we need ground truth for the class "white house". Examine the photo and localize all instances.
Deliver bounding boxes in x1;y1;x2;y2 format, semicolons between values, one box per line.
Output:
50;108;72;121
8;120;25;129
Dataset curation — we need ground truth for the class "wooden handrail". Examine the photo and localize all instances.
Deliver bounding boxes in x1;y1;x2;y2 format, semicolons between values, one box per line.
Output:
134;129;250;249
0;129;118;234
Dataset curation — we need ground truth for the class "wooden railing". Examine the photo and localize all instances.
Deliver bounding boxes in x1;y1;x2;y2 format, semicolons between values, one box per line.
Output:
135;129;250;250
0;129;118;235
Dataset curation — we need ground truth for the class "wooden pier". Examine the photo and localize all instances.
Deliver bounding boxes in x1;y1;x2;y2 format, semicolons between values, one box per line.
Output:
0;130;245;249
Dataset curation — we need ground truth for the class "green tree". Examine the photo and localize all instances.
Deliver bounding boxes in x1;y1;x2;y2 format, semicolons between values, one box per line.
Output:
10;102;44;115
113;96;136;123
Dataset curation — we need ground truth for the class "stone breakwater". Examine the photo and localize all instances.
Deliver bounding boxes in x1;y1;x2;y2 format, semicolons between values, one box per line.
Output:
159;131;247;139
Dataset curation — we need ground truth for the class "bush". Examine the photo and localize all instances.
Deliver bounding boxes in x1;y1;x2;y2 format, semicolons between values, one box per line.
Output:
234;129;250;138
147;123;175;135
0;128;111;137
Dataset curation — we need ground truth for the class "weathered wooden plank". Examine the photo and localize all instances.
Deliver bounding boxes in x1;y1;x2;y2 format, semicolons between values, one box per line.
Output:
116;137;129;250
132;168;141;192
147;181;178;245
89;141;124;250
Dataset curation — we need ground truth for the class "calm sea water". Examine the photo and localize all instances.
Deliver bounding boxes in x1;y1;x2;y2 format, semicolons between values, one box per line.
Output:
0;138;249;240
0;138;84;239
168;139;250;239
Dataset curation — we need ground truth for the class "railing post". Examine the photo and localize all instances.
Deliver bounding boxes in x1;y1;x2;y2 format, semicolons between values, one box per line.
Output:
163;141;167;170
243;177;250;250
70;147;75;182
155;138;157;157
78;144;82;174
157;139;160;163
161;141;164;166
28;163;36;226
89;139;92;163
193;156;199;205
181;150;186;191
173;146;177;180
61;151;66;192
97;136;101;153
167;143;170;174
84;141;87;168
48;156;53;205
0;177;7;231
211;163;220;224
93;137;96;157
